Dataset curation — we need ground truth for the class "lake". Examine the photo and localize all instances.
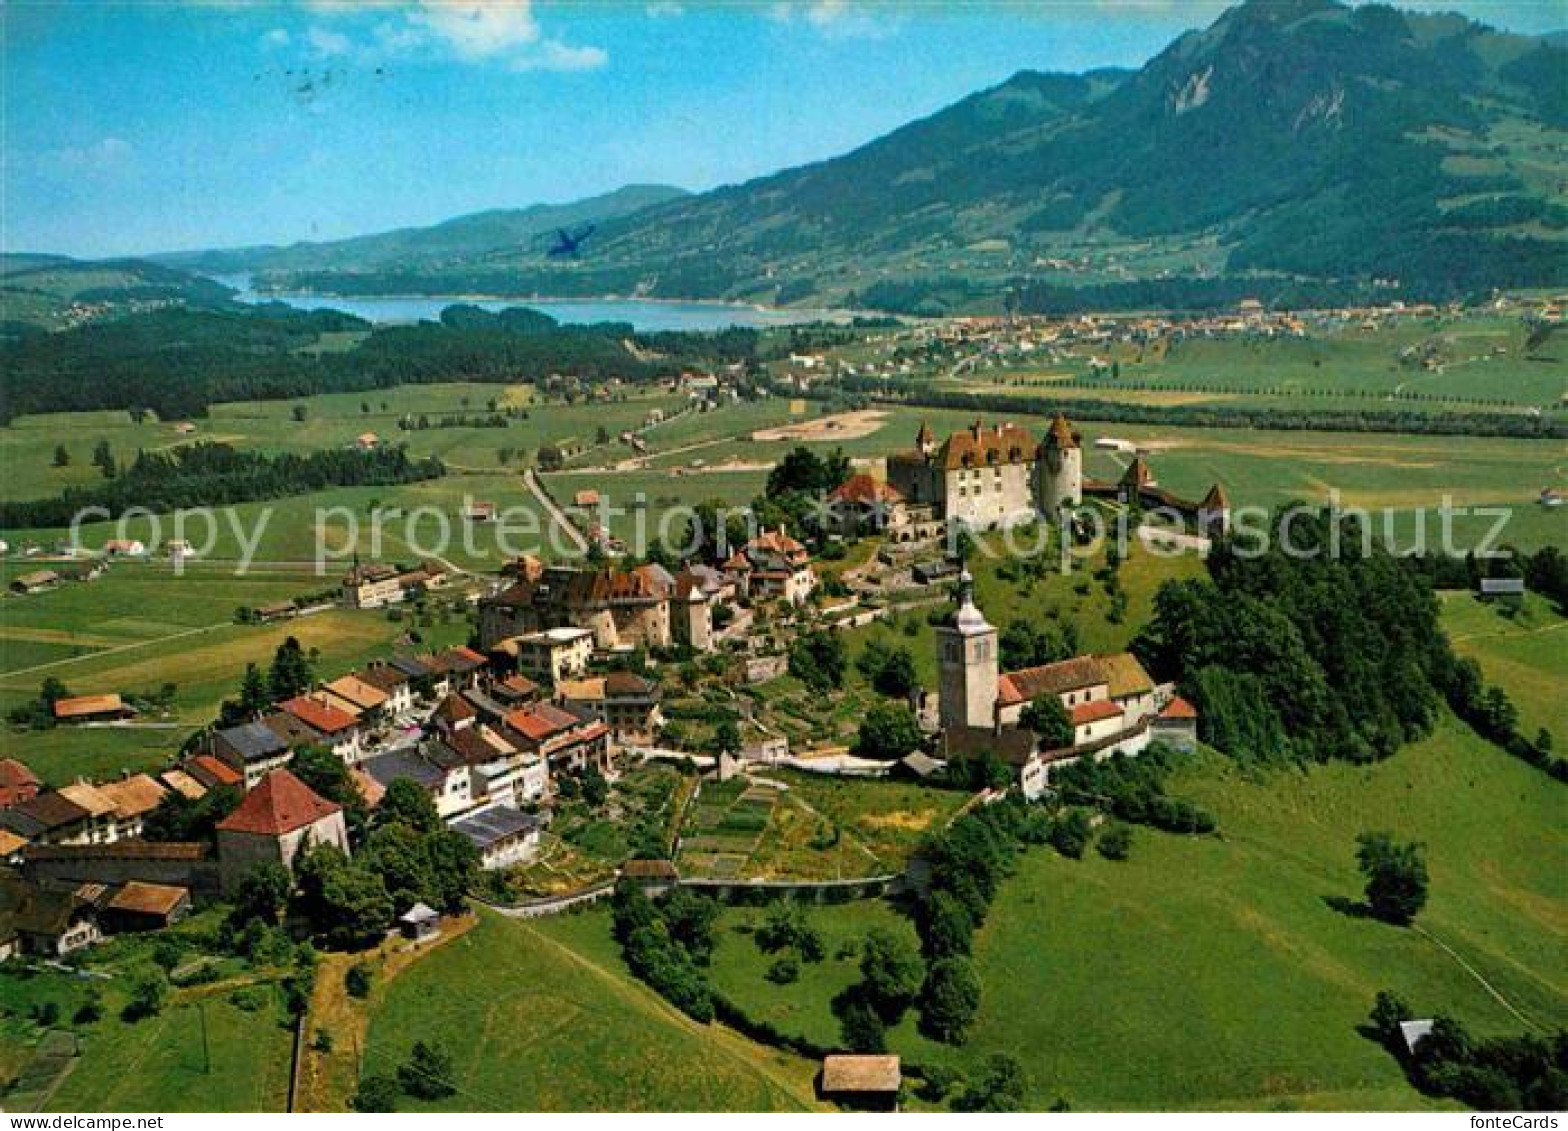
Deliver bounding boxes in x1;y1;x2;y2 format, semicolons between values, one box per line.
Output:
211;273;853;332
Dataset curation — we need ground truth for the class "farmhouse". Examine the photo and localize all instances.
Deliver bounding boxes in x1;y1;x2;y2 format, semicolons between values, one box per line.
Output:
341;562;405;609
9;570;59;595
0;875;102;958
0;759;42;809
52;694;135;724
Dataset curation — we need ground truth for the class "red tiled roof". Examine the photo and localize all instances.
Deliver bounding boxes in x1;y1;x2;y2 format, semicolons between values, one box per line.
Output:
1040;413;1080;451
997;656;1108;708
1071;699;1123;726
933;421;1036;470
1160;696;1198;720
504;707;566;742
0;759;41;794
280;694;357;735
433;692;477;725
189;754;242;788
828;473;903;505
216;770;340;837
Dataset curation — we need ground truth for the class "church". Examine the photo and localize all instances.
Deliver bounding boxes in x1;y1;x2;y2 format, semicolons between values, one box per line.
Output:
934;570;1198;797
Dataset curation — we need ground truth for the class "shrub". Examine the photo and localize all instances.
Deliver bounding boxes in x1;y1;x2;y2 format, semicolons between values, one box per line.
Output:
766;956;800;985
346;962;374;999
399;1039;457;1100
1096;822;1133;861
353;1073;400;1113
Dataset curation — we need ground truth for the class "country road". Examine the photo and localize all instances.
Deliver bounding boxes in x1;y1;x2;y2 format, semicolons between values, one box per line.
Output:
523;468;589;554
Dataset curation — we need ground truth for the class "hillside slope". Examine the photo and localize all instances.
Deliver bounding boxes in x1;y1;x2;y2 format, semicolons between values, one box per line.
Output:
261;0;1568;312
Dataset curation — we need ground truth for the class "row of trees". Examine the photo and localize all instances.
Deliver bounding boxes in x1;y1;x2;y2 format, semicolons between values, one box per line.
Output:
826;377;1567;441
1;441;444;528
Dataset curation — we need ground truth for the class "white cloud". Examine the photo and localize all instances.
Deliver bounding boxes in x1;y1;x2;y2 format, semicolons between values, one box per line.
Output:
44;137;134;173
646;2;684;17
261;27;291;48
306;26;353;56
271;1;606;73
768;1;896;40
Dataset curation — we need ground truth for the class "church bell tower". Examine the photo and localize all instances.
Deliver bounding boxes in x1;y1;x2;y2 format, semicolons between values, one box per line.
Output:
936;569;998;732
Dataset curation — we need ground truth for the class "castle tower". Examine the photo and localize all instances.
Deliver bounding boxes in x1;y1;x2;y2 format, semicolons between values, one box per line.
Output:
1198;483;1231;540
1035;413;1082;515
936;569;998;732
915;420;937;458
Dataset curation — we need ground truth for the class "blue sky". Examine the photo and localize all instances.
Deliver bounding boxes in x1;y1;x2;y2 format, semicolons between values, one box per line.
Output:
5;1;1563;258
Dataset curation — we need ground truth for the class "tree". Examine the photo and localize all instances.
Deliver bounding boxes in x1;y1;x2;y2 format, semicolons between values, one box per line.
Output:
268;636;314;701
1368;989;1413;1050
1050;809;1093;860
1096;822;1133;861
91;438;116;479
399;1039;456;1100
52;444;69;468
238;662;271;717
1356;832;1429;925
659;888;720;965
291;404;308;423
858;639;918;698
378;779;440;834
353;1073;399;1113
859;927;924;1024
919;891;974;960
537;443;564;471
709;718;742;758
954;1053;1027;1112
1021;694;1073;750
920;956;982;1044
123;970;169;1022
855;701;922;762
788;631;846;693
294;845;394;947
232;862;292;927
835;993;888;1053
141;785;241;844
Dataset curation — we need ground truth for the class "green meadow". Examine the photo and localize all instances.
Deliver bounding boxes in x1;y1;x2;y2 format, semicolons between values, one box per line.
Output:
1439;590;1568;741
362;907;823;1112
0;560;468;784
0;912;294;1113
938;315;1568;415
698;720;1565;1111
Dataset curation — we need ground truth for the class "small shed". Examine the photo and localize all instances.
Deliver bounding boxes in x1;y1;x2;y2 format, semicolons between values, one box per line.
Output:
819;1054;902;1111
618;858;679;896
104;882;191;933
399;902;441;942
1479;577;1525;606
1399;1018;1436;1056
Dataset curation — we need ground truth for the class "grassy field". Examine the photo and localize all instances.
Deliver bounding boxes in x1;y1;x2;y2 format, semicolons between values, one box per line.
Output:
934;315;1568;414
1439;590;1568;741
0;382;683;502
701;719;1566;1111
361;907;823;1112
0;912;294;1113
0;561;469;784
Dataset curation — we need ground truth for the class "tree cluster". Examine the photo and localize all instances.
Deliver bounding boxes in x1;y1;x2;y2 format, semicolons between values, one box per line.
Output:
1367;992;1567;1111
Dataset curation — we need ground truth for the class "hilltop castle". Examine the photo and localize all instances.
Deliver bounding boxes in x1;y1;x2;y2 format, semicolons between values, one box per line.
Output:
886;415;1229;538
887;416;1082;531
